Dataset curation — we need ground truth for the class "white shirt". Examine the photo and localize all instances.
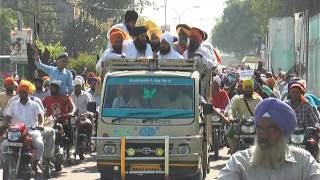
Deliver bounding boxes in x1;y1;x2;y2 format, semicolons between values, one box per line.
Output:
6;98;44;128
71;91;94;114
96;48;124;73
123;40;153;59
218;146;320;180
158;49;184;60
3;95;44;116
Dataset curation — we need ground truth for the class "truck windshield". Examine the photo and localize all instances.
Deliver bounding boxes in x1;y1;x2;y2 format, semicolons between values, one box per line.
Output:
102;76;194;119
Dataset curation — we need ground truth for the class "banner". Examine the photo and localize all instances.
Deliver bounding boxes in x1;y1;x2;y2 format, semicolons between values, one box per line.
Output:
10;28;32;62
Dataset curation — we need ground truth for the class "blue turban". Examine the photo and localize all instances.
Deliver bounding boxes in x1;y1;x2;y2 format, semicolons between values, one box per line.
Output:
254;98;297;137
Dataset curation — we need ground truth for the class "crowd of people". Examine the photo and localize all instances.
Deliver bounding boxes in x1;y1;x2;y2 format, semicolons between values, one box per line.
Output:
0;9;319;179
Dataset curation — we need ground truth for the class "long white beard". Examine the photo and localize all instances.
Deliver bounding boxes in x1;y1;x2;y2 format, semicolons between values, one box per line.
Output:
251;138;286;169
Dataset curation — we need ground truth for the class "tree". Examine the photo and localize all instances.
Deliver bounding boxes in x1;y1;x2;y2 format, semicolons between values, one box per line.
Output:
0;7;17;54
211;0;259;56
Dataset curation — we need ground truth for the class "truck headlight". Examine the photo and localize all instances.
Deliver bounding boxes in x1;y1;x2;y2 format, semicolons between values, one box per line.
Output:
155;148;164;156
127;148;135;157
241;125;255;134
290;134;305;144
177;144;190;155
103;144;116;154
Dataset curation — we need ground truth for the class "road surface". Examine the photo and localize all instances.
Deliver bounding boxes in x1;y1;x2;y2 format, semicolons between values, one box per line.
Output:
0;148;230;180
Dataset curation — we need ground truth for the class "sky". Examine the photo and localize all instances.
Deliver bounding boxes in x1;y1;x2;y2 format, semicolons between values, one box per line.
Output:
141;0;227;39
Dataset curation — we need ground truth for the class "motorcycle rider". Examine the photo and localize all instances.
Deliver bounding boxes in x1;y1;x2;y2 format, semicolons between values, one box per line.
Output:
5;83;44;174
286;80;320;128
42;80;75;162
227;78;263;153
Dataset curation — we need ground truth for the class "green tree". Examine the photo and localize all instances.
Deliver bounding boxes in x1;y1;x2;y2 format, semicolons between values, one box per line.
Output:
0;7;17;54
68;53;96;74
211;0;259;56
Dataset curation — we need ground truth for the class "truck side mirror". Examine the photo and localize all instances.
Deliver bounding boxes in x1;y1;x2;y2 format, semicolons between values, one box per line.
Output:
202;103;213;115
87;102;97;113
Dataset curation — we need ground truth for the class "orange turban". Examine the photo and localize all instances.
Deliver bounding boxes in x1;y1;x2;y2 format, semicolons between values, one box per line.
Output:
108;28;130;40
87;72;96;79
4;77;15;87
110;31;126;46
42;76;49;81
17;83;30;93
190;27;205;43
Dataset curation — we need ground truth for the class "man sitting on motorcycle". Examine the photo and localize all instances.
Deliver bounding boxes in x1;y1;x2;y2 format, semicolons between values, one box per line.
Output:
227;78;262;154
5;83;44;174
71;77;94;160
42;80;75;162
286;80;320;129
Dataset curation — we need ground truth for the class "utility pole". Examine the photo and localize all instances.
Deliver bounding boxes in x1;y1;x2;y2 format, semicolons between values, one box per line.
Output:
164;0;168;26
17;0;24;30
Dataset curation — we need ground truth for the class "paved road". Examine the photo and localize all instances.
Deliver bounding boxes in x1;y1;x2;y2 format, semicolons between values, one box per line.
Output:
0;148;230;180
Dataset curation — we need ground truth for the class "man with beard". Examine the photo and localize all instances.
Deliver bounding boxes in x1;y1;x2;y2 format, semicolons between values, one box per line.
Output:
219;98;320;180
96;30;126;73
173;24;190;55
228;78;262;153
147;27;162;58
183;27;215;95
123;26;153;58
158;32;183;60
106;10;138;48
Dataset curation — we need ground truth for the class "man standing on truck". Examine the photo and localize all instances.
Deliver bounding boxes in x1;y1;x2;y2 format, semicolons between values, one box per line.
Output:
96;30;127;73
123;26;153;59
173;24;191;55
158;32;183;60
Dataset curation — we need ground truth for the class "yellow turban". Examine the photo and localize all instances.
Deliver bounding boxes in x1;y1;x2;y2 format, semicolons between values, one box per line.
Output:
242;78;254;89
20;80;36;94
143;20;157;30
147;28;162;40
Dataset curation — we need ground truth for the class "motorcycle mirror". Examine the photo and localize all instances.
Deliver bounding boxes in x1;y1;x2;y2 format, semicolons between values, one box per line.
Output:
202;103;213;115
87;102;97;113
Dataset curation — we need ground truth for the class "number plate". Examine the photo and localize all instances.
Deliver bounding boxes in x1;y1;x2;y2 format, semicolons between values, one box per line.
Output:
2;141;23;147
293;144;305;149
130;164;161;171
234;134;255;138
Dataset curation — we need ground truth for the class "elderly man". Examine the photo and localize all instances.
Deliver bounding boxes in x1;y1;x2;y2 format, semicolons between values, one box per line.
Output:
96;30;126;73
147;27;162;57
123;26;153;58
5;83;45;174
34;50;74;95
219;98;320;180
173;24;190;55
158;32;183;60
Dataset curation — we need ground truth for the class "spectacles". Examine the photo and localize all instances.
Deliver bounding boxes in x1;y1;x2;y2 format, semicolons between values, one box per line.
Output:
256;125;280;134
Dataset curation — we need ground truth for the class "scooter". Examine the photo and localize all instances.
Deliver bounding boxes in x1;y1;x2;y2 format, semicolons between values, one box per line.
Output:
2;122;35;180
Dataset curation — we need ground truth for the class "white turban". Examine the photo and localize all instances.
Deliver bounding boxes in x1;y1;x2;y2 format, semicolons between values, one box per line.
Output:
213;75;221;86
160;32;174;48
74;77;84;86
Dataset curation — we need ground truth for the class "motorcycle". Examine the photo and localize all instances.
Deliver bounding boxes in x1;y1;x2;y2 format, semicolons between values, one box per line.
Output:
233;117;256;150
290;127;320;161
211;115;226;160
2;122;35;180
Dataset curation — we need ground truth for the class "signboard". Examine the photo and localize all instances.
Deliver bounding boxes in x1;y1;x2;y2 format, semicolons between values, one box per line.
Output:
240;69;254;79
10;28;32;62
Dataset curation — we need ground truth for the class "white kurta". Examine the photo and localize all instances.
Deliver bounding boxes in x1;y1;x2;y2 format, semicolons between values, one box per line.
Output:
122;40;153;59
158;32;184;60
96;48;124;73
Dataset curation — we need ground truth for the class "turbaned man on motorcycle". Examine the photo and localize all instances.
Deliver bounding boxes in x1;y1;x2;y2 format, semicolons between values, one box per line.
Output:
42;80;75;162
5;83;44;174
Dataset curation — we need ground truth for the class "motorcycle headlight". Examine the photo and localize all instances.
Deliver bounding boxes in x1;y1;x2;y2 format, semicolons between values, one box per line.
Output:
212;116;220;122
177;144;190;155
103;144;116;154
7;131;21;142
290;134;305;144
241;125;255;134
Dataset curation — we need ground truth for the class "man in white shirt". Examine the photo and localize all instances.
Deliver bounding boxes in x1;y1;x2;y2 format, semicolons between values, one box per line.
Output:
219;98;320;180
5;83;44;174
123;26;153;59
71;77;94;115
96;30;126;73
158;32;183;60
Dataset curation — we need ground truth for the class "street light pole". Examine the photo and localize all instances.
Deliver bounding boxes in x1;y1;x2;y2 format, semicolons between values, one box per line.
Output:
164;0;168;26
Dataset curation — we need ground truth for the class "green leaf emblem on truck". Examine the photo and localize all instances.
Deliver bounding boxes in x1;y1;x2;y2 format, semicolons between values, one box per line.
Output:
143;88;156;99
